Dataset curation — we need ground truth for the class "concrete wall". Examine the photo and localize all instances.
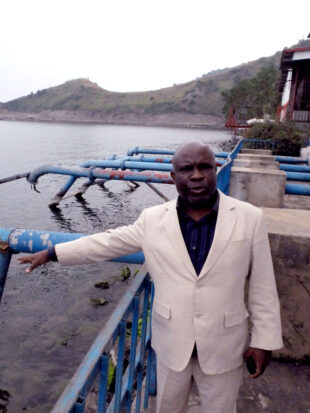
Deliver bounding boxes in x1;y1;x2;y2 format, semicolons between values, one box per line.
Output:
262;208;310;361
229;150;287;208
229;167;286;208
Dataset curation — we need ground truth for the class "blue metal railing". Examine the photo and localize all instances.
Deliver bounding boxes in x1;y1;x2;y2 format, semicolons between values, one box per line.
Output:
216;139;244;195
51;272;156;413
242;138;275;151
0;227;155;412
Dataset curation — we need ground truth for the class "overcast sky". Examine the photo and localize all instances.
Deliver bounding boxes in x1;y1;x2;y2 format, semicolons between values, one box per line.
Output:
0;0;309;102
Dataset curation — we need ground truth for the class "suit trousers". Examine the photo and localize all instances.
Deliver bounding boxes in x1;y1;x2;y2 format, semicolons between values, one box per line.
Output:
156;354;243;413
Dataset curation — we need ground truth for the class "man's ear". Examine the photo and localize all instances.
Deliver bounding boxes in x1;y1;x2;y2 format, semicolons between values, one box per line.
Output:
170;171;175;182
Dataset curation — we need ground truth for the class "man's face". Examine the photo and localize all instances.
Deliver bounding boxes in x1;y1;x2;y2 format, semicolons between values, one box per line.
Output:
171;143;217;209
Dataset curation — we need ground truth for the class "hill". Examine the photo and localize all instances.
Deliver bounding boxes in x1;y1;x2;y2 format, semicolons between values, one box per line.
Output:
2;40;306;128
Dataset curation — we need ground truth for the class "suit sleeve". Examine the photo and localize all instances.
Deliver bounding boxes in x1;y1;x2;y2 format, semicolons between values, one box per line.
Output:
248;210;283;350
55;210;145;266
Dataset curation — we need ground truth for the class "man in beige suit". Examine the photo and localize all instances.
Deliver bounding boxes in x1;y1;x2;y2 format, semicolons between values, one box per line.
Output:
19;141;283;413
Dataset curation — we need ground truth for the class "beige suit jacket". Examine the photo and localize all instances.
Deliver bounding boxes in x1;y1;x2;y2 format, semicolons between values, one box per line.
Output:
56;191;283;374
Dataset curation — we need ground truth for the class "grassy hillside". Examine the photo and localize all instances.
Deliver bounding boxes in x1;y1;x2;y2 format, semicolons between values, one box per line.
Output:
1;50;283;117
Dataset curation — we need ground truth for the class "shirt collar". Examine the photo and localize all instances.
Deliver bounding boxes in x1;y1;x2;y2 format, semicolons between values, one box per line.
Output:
176;190;219;219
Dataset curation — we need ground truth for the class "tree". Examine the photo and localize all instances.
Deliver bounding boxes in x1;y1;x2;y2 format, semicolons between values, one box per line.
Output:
221;66;280;120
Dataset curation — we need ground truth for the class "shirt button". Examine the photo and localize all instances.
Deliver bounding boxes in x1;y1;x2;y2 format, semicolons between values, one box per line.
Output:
192;246;196;250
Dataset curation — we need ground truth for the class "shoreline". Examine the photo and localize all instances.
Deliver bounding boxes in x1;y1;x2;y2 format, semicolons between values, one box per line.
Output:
0;109;225;130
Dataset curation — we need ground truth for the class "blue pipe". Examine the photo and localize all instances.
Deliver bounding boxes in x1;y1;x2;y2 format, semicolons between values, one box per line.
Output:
1;228;145;263
80;159;172;172
280;164;310;173
0;228;145;303
50;155;226;206
285;172;310;182
127;147;175;156
126;147;229;158
51;158;174;204
276;156;308;164
27;166;174;187
286;183;310;196
108;154;226;164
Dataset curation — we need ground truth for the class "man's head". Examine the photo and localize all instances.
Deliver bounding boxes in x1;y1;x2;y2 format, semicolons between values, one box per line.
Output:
171;141;217;210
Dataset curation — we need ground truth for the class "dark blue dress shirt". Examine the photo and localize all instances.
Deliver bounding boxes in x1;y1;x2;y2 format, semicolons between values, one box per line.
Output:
177;191;219;276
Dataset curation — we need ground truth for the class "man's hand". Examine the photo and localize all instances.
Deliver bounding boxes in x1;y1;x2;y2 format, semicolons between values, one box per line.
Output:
17;250;50;273
243;347;272;379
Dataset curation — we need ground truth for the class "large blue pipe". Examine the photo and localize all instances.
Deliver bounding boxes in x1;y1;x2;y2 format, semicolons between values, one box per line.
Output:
49;155;225;206
27;166;174;187
280;164;310;173
50;159;173;203
126;146;229;158
286;183;310;196
285;172;310;182
80;159;172;172
0;228;145;263
127;147;175;156
0;228;145;304
276;155;308;164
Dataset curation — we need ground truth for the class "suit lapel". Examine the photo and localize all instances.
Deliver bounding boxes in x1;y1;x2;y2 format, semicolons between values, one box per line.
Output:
163;200;197;279
198;191;237;278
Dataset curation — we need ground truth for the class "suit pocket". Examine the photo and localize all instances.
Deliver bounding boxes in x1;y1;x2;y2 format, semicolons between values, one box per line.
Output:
224;307;249;327
153;298;171;320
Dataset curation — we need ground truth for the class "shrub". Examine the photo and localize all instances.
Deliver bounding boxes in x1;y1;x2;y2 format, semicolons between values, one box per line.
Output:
245;122;307;156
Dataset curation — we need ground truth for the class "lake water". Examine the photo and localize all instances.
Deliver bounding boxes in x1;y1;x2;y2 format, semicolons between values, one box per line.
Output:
0;120;230;412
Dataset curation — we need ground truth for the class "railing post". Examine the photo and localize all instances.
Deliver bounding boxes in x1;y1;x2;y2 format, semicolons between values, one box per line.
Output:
0;249;12;303
148;349;157;396
0;228;14;304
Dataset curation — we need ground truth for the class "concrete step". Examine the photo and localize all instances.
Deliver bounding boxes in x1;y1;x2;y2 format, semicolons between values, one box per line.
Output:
240;149;272;155
236;153;275;161
233;159;279;170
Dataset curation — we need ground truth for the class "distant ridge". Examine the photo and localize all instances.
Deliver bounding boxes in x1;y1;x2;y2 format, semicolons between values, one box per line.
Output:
1;40;308;128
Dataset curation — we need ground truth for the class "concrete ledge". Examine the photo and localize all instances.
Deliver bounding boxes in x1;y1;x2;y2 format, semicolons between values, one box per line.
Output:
262;208;310;360
229;167;286;207
233;159;279;170
237;154;276;162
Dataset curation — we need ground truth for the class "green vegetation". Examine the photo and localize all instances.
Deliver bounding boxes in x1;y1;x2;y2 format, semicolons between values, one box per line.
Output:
3;39;309;120
90;297;108;306
221;66;280;120
245;122;307;156
2;51;282;118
